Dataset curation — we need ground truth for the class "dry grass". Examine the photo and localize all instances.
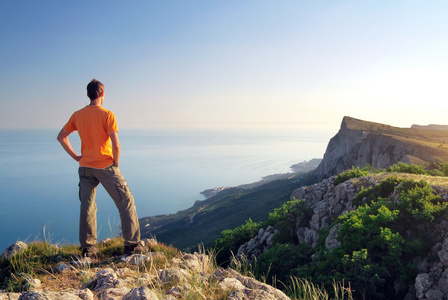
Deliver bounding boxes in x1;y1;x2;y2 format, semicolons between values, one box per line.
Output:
1;237;357;299
369;172;448;189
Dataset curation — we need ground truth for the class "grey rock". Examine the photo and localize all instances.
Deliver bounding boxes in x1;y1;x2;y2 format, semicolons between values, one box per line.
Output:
236;226;278;259
94;268;118;292
296;227;306;244
325;225;341;250
53;263;73;273
304;228;318;246
438;239;448;267
425;287;444;300
218;278;245;291
158;268;190;286
415;273;434;299
22;278;41;292
46;292;83;300
123;287;159;300
18;291;50;300
72;289;94;300
0;292;21;300
97;287;130;300
438;277;448;294
121;254;150;265
1;242;28;260
167;284;192;298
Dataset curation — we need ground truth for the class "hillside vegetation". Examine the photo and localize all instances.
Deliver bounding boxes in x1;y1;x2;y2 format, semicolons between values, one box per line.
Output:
214;163;448;300
140;170;319;250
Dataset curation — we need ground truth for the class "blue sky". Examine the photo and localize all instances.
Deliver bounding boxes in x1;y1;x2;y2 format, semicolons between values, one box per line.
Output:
1;1;448;132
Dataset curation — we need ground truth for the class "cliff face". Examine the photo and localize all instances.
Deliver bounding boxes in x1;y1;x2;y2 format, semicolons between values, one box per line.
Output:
315;117;448;179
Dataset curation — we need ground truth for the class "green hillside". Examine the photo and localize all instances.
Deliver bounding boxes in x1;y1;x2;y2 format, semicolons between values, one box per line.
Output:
140;172;318;250
215;166;448;299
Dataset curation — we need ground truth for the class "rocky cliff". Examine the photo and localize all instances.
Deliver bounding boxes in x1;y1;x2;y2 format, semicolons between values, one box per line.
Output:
236;173;448;300
315;117;448;180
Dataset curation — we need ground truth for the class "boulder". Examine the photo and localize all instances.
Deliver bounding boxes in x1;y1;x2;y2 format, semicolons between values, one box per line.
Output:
1;242;28;260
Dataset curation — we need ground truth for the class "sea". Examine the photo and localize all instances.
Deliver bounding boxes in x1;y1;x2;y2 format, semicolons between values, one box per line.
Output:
0;128;331;251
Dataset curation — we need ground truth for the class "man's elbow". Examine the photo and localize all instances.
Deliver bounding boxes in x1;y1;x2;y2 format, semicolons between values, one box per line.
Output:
112;143;121;151
57;129;70;143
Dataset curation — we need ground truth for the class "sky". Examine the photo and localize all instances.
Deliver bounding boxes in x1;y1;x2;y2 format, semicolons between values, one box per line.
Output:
1;1;448;132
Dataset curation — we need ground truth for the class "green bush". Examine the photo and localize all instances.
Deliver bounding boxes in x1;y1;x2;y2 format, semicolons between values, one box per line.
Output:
395;179;448;226
296;178;448;299
266;199;312;243
351;176;401;207
215;199;312;266
334;167;370;185
428;169;444;176
387;162;428;175
443;163;448;176
255;243;313;284
214;219;261;265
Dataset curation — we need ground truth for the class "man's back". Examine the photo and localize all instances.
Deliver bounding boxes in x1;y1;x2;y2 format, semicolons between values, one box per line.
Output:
64;106;118;169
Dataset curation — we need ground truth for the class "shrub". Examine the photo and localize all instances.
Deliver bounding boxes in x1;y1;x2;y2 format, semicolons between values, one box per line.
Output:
215;199;313;266
444;163;448;176
254;243;313;284
266;199;312;243
334;167;370;185
214;219;261;265
394;179;448;229
387;162;428;175
303;178;448;299
351;176;401;207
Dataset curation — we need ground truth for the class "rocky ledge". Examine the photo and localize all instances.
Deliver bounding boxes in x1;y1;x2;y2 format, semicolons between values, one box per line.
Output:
0;239;289;300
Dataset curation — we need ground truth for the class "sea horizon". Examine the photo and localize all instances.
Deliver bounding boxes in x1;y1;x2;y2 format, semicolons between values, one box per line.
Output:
0;127;332;251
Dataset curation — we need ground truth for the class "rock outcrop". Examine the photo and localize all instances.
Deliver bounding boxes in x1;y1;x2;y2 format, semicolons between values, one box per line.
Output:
237;173;448;299
315;116;448;179
0;239;290;300
237;175;377;259
237;226;278;259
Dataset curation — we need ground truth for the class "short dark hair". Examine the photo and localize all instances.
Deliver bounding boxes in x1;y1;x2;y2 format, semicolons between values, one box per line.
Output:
86;79;104;100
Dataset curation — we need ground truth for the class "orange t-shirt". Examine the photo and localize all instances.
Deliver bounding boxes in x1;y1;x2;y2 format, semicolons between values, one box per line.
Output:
63;106;118;169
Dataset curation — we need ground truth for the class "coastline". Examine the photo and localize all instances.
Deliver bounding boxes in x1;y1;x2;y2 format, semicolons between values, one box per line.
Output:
200;158;322;199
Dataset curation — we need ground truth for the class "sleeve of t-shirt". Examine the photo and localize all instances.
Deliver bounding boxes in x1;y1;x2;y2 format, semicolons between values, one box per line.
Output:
63;113;77;133
106;111;119;134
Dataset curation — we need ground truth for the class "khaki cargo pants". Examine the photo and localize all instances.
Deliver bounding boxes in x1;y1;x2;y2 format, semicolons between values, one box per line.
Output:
78;164;140;248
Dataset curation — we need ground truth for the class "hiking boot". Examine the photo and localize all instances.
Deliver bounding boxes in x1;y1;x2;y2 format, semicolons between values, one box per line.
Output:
82;246;99;258
124;241;148;255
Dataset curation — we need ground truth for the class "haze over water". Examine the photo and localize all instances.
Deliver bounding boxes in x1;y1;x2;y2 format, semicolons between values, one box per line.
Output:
0;128;330;251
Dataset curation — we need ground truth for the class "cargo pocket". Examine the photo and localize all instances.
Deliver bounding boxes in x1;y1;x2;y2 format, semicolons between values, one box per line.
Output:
115;179;133;202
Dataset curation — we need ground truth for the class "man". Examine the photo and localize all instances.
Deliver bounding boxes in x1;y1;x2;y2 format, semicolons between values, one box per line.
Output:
57;79;146;257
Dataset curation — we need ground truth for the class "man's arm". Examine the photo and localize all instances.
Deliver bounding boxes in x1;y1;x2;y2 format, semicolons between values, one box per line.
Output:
109;131;120;166
57;129;82;162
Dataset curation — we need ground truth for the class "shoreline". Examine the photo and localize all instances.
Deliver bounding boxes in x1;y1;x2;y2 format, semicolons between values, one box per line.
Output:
200;158;322;199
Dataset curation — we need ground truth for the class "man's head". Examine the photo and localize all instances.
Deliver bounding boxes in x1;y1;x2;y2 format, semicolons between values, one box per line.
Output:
86;79;105;100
